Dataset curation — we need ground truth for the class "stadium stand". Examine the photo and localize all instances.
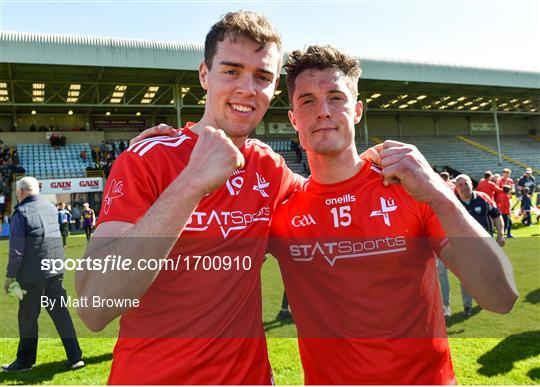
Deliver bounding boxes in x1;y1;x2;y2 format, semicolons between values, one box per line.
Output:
466;136;539;171
351;136;522;180
18;143;93;179
265;140;292;152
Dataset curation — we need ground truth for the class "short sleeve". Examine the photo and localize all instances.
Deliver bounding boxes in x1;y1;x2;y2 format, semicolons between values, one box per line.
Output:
96;151;159;226
276;157;305;204
421;204;448;256
268;200;291;258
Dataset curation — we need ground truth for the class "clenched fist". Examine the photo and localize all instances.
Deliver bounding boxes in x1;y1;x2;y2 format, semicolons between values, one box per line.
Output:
182;126;245;194
378;140;452;205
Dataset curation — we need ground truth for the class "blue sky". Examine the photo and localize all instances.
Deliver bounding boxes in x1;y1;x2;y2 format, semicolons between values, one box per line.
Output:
1;0;538;71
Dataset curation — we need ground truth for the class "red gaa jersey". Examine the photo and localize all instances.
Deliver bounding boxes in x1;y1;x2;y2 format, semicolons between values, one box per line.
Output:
98;123;301;384
496;192;512;215
499;176;514;189
269;161;455;385
477;179;502;200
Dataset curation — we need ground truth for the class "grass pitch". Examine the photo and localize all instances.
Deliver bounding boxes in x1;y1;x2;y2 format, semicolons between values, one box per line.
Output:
0;222;538;385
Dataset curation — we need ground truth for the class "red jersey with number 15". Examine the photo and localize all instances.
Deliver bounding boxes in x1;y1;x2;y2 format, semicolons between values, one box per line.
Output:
269;160;455;385
97;123;301;384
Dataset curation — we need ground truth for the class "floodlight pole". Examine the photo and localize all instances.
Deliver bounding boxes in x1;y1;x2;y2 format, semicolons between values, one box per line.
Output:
174;84;182;128
362;97;369;149
492;100;502;166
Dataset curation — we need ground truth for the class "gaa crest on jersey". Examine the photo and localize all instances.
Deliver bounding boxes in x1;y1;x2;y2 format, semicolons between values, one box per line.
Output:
253;172;270;198
291;214;317;228
103;179;124;215
370;197;398;227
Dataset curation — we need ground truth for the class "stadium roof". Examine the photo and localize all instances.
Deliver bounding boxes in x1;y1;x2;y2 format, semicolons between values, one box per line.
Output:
0;31;538;116
1;31;538;89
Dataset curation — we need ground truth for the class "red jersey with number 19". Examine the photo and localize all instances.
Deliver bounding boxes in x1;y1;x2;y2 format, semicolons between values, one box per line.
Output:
269;160;456;385
97;123;301;384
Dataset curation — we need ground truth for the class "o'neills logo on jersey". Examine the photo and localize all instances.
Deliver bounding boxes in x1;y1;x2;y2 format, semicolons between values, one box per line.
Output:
185;206;270;238
289;236;407;266
51;181;71;190
325;193;356;206
291;214;317;228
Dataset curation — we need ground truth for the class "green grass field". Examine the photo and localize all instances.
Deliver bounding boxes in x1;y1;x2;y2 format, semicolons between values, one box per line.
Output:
0;222;539;385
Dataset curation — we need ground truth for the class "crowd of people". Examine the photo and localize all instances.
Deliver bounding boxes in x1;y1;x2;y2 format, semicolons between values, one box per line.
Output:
434;166;537;318
0;141;26;219
441;167;538;232
55;202;96;248
85;140;128;178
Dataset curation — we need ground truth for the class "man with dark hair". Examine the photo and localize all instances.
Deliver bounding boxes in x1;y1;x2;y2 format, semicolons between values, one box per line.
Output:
57;202;71;248
76;11;301;384
269;45;517;384
80;203;95;242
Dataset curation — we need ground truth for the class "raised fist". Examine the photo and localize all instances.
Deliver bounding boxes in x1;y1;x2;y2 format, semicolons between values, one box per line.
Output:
378;140;452;204
182;126;245;194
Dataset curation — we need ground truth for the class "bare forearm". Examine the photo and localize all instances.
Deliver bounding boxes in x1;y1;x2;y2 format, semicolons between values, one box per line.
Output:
76;173;204;331
430;194;518;313
494;216;504;236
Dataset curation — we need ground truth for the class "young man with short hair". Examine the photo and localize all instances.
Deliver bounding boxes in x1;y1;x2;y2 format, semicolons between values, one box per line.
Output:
499;168;514;189
268;45;518;384
76;11;301;384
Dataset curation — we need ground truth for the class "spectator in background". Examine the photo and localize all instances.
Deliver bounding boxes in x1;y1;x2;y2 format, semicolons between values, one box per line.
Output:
440;171;455;190
99;141;107;160
91;147;98;163
454;173;506;316
6;159;16;174
521;187;532;226
276;291;291;320
0;193;5;217
1;144;10;161
12;150;19;166
57;202;71;248
14;163;26;175
3;177;84;372
517;168;536;198
81;203;95;241
496;185;513;238
49;132;61;149
477;170;502;200
118;140;126;154
71;204;81;230
291;138;303;163
80;149;88;163
491;173;501;186
499;168;514;190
